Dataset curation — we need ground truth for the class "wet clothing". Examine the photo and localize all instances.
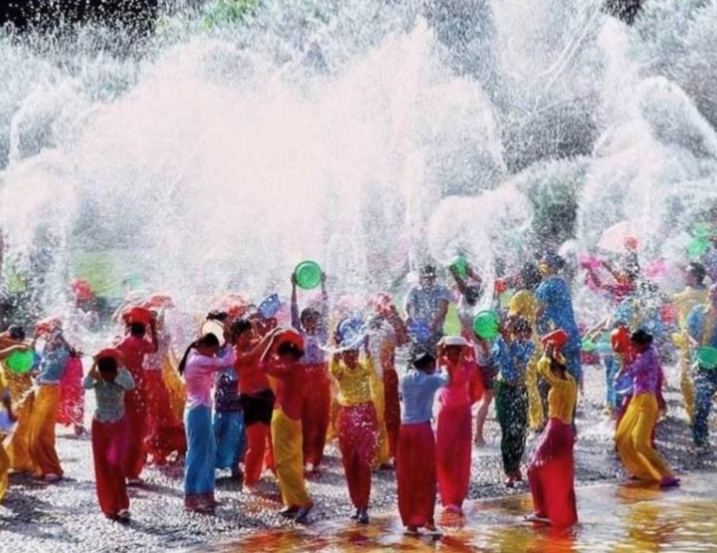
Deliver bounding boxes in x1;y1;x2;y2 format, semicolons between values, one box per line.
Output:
83;368;135;423
27;385;63;478
214;365;245;471
57;356;84;428
272;408;312;508
396;421;437;528
399;370;448;424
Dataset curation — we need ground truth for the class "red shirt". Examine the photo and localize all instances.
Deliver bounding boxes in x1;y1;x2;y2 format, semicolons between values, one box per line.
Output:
117;335;155;381
235;347;269;396
262;357;306;420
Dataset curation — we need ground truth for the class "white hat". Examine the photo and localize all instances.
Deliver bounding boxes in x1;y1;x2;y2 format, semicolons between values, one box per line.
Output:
439;336;469;347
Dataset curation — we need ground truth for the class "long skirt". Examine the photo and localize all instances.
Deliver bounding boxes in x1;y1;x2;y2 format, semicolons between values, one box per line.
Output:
57;357;85;428
143;370;183;464
528;418;577;527
396;421;437;528
214;410;245;470
241;390;275;486
301;363;331;468
526;355;545;431
184;405;216;509
6;390;35;473
162;352;187;423
124;388;146;480
28;384;63;478
495;381;529;475
0;440;9;502
436;402;472;508
338;402;378;510
615;393;673;482
272;408;311;508
91;416;130;515
383;368;401;460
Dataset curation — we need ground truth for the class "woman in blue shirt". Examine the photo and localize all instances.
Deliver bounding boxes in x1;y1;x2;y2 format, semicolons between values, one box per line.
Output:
396;351;448;536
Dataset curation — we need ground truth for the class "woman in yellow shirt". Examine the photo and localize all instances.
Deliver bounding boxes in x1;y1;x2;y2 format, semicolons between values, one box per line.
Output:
526;340;578;527
330;336;378;525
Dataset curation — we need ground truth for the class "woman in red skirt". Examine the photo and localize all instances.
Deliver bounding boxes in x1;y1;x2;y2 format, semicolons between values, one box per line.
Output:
397;350;449;535
83;349;135;522
526;340;578;527
330;336;378;524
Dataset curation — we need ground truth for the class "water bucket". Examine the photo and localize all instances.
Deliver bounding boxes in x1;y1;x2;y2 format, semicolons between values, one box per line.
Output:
258;294;281;319
696;346;717;370
337;317;366;348
295;261;322;290
581;338;597;353
450;255;468;278
123;306;153;326
407;319;432;342
615;374;633;396
473;310;500;340
5;350;35;374
201;320;226;347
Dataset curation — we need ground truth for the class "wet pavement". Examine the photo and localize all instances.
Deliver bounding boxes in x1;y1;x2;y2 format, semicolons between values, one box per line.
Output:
1;366;717;552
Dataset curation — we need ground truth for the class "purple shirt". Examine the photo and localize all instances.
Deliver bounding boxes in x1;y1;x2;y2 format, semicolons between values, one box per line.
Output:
627;346;660;396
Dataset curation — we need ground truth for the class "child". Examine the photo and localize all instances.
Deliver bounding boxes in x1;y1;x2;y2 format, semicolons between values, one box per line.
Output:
330;336;378;524
396;350;449;536
489;318;535;487
526;337;578;527
262;330;313;524
84;349;135;521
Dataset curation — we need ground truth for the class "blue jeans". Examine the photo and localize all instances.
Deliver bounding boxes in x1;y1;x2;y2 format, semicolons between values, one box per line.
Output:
214;410;246;470
693;368;717;447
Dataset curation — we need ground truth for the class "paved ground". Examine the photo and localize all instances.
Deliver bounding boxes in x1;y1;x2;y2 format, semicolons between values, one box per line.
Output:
1;364;716;553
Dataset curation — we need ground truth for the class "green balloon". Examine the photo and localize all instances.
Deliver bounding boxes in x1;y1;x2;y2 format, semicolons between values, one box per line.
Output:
697;346;717;370
687;237;709;259
295;261;322;290
473;310;500;340
693;223;714;239
6;350;35;374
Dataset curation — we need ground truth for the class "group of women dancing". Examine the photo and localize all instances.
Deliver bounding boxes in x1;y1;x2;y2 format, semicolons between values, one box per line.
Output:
1;229;716;535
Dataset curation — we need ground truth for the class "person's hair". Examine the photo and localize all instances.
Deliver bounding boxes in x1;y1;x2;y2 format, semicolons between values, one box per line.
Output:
520;263;542;291
206;310;229;322
8;325;25;341
129;322;147;337
550;356;567;375
300;307;320;326
687;262;707;284
465;284;483;306
97;356;118;373
542;252;565;271
276;341;304;360
178;333;221;375
513;317;532;334
412;351;436;371
230;318;252;341
630;329;653;347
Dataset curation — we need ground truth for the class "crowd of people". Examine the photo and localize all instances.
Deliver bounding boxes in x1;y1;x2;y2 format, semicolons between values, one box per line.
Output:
1;229;717;536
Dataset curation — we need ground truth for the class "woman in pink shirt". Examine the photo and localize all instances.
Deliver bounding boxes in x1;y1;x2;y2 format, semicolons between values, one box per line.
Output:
179;333;236;512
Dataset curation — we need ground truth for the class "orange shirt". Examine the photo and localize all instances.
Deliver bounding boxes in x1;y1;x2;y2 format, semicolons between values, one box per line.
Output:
262;358;307;420
235;347;269;396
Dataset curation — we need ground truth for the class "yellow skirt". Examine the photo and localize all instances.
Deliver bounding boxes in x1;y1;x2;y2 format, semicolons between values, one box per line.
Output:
271;408;311;508
370;373;390;466
615;393;673;482
0;439;9;502
162;352;186;422
6;391;35;473
27;385;63;478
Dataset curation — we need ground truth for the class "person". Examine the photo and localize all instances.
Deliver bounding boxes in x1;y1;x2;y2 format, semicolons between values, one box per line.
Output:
506;263;544;431
214;350;245;480
535;252;583;392
473;329;498;447
448;262;484;338
261;329;313;524
291;270;330;472
116;314;158;484
404;264;452;354
365;294;408;468
57;349;86;437
180;332;236;512
686;284;717;450
234;319;277;492
435;336;480;514
396;350;448;536
488;318;535;487
330;336;378;524
1;325;35;473
525;338;578;527
27;319;72;482
614;330;679;487
1;344;23;503
83;349;135;522
671;262;709;423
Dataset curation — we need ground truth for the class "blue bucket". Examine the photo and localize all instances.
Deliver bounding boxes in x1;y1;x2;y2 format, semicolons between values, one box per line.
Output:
408;319;432;342
258;294;281;319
